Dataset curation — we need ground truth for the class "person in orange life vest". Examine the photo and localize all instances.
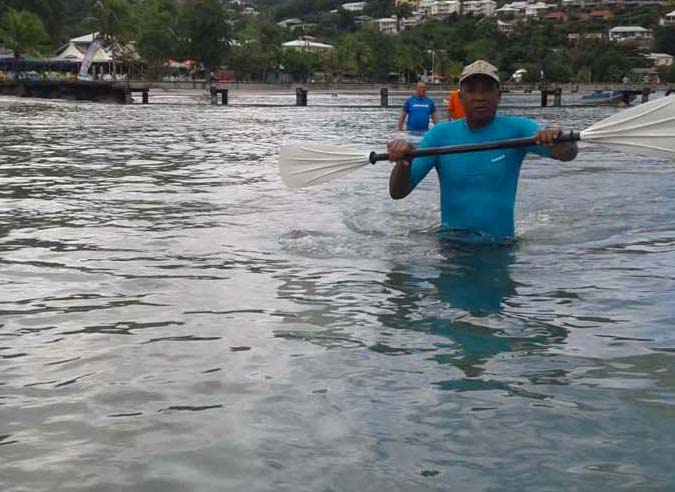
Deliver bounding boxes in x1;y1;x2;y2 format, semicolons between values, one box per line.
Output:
447;89;465;120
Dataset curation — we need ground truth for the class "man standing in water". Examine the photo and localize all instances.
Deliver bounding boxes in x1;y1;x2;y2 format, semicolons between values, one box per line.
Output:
398;81;439;132
388;60;578;242
447;89;465;120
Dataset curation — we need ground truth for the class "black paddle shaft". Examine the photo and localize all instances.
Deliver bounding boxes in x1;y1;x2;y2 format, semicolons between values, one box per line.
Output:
369;131;580;164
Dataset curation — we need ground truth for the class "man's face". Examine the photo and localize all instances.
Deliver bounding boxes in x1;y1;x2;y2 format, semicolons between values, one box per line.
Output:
460;76;500;127
416;83;426;98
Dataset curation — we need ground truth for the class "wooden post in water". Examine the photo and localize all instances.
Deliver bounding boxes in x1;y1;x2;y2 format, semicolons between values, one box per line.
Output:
641;87;650;103
142;90;149;104
221;89;228;105
540;90;548;107
295;87;307;106
554;88;562;107
380;88;389;108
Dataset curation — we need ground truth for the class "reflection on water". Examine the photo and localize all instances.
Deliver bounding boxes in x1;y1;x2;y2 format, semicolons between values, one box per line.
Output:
380;241;568;394
1;93;675;491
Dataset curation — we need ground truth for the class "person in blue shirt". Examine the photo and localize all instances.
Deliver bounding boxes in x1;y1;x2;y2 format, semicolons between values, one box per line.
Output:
388;60;578;243
398;81;439;132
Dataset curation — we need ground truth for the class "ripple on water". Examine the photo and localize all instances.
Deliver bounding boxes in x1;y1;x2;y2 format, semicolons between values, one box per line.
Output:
1;94;674;491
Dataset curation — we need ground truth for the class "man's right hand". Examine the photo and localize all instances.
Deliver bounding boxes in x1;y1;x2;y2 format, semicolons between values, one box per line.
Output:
387;140;414;165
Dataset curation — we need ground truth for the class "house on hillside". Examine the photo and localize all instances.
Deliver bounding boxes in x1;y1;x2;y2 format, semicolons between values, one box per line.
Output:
589;9;613;20
495;4;521;19
402;16;423;28
463;0;497;17
278;18;303;29
608;26;652;43
497;20;514;35
645;52;674;67
426;0;461;17
277;18;316;34
281;38;334;52
525;2;550;18
341;2;367;12
660;10;675;26
371;17;399;34
567;32;604;43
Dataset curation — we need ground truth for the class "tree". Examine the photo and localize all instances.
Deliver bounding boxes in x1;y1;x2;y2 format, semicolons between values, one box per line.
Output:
654;26;675;56
395;43;422;82
0;0;65;45
357;27;396;80
575;66;591;83
336;8;356;32
86;0;135;77
229;15;282;81
658;64;675;83
0;8;47;72
91;0;135;44
336;33;373;81
136;0;180;78
281;49;319;82
394;3;412;31
365;0;394;19
180;0;230;73
438;57;463;84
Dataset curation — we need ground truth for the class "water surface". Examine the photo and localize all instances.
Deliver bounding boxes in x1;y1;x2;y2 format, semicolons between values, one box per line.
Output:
1;91;674;491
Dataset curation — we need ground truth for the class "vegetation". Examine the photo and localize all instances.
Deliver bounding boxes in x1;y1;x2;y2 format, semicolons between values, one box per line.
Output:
0;0;673;83
0;7;48;59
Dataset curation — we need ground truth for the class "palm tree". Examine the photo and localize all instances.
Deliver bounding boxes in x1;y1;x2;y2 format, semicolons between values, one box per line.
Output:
394;3;413;32
0;8;47;77
92;0;134;44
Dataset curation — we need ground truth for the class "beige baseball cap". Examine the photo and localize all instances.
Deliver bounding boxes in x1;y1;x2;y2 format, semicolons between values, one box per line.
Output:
459;60;500;85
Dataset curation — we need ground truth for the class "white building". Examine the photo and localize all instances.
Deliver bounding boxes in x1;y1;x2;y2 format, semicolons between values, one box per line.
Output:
660;9;675;26
341;1;367;11
496;1;551;18
524;1;550;18
497;19;514;34
427;0;461;17
53;43;85;62
371;17;399;34
70;32;100;51
62;33;115;63
277;18;303;29
277;18;316;33
402;16;422;28
645;52;674;67
495;5;522;18
281;39;334;52
561;0;598;7
464;0;496;17
608;26;652;43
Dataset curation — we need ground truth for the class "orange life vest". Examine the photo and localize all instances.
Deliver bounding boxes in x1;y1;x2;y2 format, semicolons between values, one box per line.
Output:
448;90;465;120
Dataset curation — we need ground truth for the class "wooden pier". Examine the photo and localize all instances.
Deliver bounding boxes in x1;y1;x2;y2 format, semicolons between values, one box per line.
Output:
1;80;672;108
0;80;150;104
539;85;653;107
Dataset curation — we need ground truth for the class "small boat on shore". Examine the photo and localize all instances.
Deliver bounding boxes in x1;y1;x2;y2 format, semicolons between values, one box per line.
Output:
581;90;634;106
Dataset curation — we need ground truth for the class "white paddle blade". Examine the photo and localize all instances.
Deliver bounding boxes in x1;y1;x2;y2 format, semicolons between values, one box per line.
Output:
279;142;371;189
580;95;675;158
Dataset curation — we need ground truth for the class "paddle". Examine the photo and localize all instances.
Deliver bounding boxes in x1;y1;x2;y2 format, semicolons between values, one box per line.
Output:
279;94;675;189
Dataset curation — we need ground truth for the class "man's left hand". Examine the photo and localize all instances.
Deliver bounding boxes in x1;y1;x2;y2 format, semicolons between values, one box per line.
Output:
534;127;561;146
535;126;578;162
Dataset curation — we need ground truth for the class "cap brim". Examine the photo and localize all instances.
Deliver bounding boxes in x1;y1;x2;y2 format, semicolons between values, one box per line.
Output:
460;73;500;85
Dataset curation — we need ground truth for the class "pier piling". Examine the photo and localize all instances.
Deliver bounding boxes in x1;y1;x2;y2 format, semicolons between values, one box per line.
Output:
380;88;389;108
295;87;308;106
